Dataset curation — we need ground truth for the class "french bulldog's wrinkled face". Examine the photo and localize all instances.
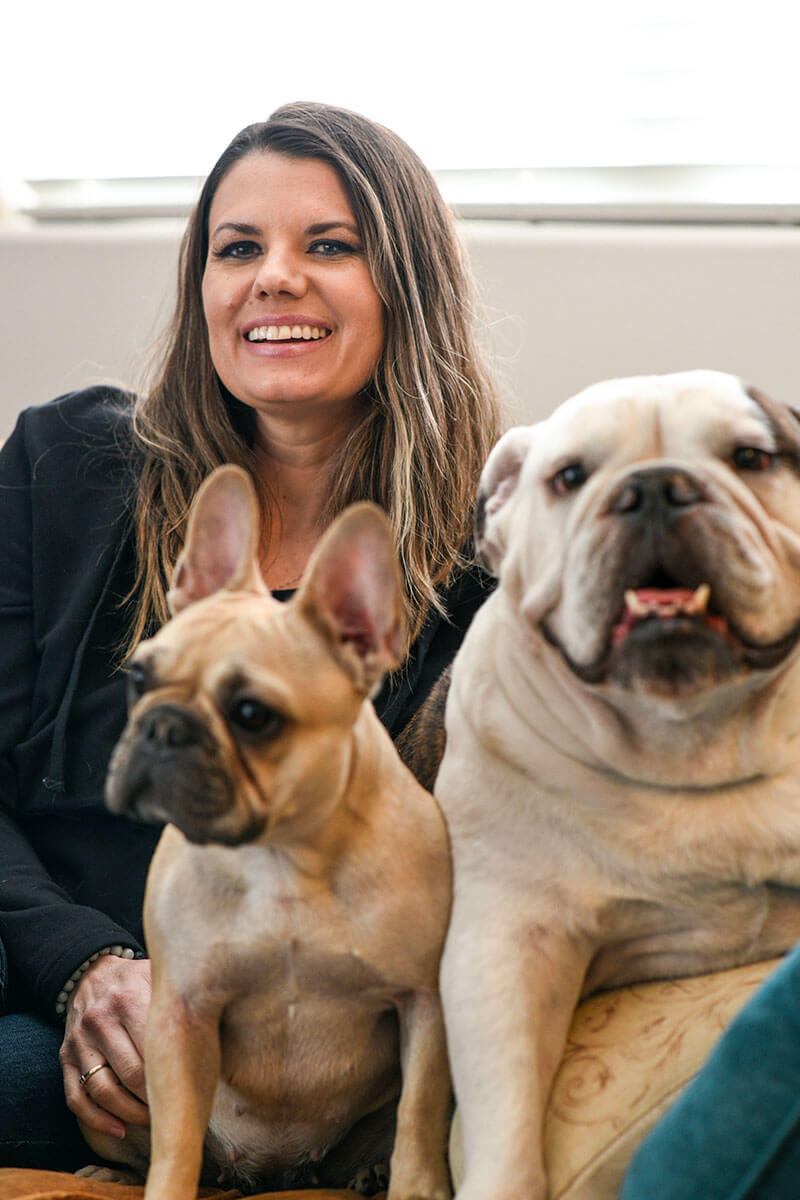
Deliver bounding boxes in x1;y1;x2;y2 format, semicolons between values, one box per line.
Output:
106;468;404;845
108;596;360;845
477;370;800;698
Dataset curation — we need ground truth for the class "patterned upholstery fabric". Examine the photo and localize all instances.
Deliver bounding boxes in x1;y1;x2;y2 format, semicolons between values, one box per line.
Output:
450;958;779;1200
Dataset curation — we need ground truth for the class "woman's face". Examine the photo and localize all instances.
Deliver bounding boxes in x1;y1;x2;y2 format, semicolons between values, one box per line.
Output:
202;151;385;423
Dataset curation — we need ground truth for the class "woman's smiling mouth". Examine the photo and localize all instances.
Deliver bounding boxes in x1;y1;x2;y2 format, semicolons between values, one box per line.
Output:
245;324;332;343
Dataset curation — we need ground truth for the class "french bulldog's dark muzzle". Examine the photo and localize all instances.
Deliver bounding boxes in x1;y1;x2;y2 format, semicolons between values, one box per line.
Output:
138;702;208;753
106;702;237;843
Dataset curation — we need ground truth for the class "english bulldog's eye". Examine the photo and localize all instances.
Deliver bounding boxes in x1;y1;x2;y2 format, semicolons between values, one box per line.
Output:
550;462;587;496
733;446;775;472
126;663;149;700
228;697;284;738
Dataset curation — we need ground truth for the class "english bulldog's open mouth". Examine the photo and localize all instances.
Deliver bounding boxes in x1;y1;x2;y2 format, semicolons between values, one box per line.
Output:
552;572;800;687
611;584;727;647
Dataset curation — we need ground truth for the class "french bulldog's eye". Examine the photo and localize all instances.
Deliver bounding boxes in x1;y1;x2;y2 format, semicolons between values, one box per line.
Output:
126;663;149;700
550;462;587;496
733;446;775;472
229;697;283;737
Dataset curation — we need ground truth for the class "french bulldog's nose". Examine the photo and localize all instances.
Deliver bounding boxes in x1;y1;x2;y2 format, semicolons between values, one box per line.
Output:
141;704;201;751
610;466;704;516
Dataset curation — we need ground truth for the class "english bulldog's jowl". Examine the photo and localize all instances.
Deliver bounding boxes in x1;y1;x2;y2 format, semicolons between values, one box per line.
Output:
439;371;800;1200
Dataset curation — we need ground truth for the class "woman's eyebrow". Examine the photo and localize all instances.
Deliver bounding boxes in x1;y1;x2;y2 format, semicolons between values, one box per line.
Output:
210;219;361;240
210;221;261;239
305;220;361;237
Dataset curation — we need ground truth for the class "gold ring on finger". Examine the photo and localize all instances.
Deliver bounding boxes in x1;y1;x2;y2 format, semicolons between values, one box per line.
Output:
79;1063;111;1087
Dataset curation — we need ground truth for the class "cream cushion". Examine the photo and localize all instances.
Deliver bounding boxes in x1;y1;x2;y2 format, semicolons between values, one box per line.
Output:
450;957;779;1200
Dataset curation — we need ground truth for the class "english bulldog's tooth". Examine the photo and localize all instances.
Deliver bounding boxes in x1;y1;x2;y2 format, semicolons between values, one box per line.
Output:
689;583;711;614
625;590;649;616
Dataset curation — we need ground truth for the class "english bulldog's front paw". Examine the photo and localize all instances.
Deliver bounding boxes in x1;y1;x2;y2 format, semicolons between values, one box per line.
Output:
454;1163;547;1200
387;1162;452;1200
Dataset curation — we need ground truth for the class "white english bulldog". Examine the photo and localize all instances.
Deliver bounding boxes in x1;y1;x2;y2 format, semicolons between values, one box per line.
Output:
436;370;800;1200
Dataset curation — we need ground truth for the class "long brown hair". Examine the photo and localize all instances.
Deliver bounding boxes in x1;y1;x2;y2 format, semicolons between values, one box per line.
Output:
128;100;502;652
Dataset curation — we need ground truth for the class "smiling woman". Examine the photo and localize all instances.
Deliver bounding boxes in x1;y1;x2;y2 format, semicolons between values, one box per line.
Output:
131;104;501;645
0;100;501;1179
201;153;385;442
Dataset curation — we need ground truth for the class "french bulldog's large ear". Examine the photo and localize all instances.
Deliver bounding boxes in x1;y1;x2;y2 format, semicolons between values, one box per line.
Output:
296;503;406;696
475;425;538;575
168;465;266;616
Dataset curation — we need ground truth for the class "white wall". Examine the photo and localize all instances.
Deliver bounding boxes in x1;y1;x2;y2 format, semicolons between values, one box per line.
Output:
1;218;798;441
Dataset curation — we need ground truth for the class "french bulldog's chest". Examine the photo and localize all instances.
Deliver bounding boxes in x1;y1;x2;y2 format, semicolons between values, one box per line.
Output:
151;843;404;1186
156;845;397;999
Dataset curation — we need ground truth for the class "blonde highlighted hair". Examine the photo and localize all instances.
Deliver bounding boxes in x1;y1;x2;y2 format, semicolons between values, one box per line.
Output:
127;101;502;653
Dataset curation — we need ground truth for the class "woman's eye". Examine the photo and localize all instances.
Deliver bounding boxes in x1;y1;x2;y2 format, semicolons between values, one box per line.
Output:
228;697;283;738
214;240;261;260
732;446;775;472
308;238;357;258
550;462;587;496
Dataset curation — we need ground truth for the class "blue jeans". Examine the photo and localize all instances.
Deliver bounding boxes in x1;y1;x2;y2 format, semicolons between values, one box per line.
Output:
0;939;88;1169
622;942;800;1200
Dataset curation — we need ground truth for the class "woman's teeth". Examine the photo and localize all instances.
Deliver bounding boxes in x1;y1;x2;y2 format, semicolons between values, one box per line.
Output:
246;325;329;342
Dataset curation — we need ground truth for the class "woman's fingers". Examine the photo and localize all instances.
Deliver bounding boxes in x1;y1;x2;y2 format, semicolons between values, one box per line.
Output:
60;955;153;1131
79;1012;148;1106
62;1057;128;1140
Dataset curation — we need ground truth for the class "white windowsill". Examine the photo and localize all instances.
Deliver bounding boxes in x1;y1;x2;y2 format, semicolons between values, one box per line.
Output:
14;164;800;225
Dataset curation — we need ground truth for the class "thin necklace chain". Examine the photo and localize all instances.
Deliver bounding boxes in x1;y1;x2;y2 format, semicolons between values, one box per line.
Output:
271;570;303;590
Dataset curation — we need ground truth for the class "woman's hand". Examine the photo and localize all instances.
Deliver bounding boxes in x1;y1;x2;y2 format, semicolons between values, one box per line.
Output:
60;955;152;1140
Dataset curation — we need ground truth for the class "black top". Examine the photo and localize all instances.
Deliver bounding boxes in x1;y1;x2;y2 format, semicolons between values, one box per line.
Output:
0;387;493;1019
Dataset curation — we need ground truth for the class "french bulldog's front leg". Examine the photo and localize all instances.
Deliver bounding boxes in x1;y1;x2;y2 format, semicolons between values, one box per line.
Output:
388;989;452;1200
143;976;221;1200
440;892;588;1200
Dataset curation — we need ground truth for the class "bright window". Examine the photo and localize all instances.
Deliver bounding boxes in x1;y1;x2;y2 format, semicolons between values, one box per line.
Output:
4;0;798;184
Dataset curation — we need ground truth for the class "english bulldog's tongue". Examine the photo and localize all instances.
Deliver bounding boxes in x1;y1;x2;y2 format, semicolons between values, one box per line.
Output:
612;583;726;647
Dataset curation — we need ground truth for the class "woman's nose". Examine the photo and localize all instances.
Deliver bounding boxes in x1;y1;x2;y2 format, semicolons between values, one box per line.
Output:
251;247;307;298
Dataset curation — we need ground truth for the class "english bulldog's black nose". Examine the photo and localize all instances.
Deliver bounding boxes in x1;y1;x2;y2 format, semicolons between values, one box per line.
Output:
610;467;704;516
140;704;202;752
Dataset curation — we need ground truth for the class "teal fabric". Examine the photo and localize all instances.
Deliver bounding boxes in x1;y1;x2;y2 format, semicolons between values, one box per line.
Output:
622;942;800;1200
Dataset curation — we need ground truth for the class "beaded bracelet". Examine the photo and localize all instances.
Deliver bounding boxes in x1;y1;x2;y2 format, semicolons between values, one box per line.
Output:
55;944;142;1018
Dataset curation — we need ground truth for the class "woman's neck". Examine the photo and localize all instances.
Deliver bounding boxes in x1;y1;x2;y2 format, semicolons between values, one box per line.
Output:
252;403;360;590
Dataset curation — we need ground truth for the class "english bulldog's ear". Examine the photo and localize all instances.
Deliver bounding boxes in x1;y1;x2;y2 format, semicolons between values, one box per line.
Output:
744;383;800;465
168;465;266;616
296;503;406;696
475;425;539;575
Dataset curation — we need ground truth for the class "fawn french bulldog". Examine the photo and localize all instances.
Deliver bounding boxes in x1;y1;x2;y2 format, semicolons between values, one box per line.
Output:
95;465;452;1199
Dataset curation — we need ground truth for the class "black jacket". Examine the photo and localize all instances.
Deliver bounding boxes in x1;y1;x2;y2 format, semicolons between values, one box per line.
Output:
0;387;492;1019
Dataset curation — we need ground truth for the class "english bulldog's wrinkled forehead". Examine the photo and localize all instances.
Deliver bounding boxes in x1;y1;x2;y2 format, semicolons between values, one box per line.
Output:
538;369;775;467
